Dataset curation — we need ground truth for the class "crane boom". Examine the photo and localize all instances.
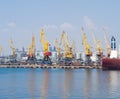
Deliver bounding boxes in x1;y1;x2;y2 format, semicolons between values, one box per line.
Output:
91;30;103;55
28;34;36;57
91;30;96;48
91;30;97;49
10;38;15;56
54;38;61;56
72;40;76;54
39;29;52;65
96;39;103;54
40;29;49;53
40;29;45;45
60;31;73;58
103;28;111;57
82;27;92;56
0;46;3;56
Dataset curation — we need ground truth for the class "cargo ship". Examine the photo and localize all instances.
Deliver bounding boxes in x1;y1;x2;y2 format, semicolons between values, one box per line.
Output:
102;58;120;70
102;36;120;70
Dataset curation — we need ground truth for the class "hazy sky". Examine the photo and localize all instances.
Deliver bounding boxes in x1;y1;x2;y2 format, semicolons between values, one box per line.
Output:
0;0;120;55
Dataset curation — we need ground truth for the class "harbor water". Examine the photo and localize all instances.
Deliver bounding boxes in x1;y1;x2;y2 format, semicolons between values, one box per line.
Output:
0;68;120;99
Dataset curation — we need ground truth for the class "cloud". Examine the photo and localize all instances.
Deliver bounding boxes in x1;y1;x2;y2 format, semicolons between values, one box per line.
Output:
7;22;16;28
43;24;58;31
0;22;16;33
60;22;74;30
84;16;95;30
42;23;75;32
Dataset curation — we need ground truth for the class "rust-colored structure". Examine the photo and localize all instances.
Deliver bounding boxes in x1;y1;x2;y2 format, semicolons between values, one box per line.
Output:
102;58;120;70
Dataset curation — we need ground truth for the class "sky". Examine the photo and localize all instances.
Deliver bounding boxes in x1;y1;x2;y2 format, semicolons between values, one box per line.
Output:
0;0;120;55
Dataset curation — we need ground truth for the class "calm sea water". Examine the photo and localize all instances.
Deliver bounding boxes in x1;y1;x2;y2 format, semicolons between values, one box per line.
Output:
0;68;120;99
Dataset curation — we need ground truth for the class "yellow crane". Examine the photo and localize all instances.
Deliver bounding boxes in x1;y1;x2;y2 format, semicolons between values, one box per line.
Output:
40;29;52;65
60;31;74;58
103;28;111;57
82;27;92;56
0;46;3;56
91;30;103;55
40;29;49;53
10;38;16;57
96;40;103;55
28;34;36;57
54;38;61;57
27;34;36;64
72;39;76;55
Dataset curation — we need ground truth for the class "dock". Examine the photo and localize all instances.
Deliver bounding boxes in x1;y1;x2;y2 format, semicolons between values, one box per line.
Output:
0;64;102;69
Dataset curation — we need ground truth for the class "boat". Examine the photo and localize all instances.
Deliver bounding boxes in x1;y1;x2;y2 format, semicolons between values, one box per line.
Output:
102;36;120;70
102;58;120;70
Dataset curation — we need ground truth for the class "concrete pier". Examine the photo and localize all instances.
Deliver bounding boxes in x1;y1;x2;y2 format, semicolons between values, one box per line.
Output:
0;64;102;69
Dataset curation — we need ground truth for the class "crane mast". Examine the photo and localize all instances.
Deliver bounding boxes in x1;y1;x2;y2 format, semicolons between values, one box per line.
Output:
54;38;63;64
91;30;103;55
59;31;74;65
27;34;36;64
82;27;92;65
91;30;96;48
40;29;49;53
54;38;61;57
96;39;103;55
10;38;15;57
103;28;111;57
28;34;36;57
60;31;74;58
72;39;76;55
82;28;92;56
0;46;3;56
40;29;52;65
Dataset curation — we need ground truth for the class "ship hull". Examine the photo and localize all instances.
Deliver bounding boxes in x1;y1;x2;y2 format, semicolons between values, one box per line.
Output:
102;58;120;70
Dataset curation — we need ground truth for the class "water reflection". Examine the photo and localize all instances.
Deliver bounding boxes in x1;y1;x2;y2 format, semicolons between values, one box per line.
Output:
109;71;120;88
29;69;35;99
9;69;17;99
107;71;120;98
40;69;49;99
1;68;120;99
63;69;74;99
84;69;92;99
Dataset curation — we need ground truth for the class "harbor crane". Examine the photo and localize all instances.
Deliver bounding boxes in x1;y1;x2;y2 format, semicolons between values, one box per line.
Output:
91;30;103;65
60;31;74;65
60;31;74;58
72;39;76;56
9;38;18;63
0;46;3;56
54;38;62;58
10;38;16;58
40;29;52;65
27;34;36;64
82;27;92;65
103;28;111;57
54;38;64;65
